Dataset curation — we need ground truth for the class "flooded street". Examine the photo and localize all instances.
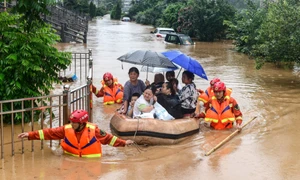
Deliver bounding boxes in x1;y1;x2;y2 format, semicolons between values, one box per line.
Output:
2;15;300;180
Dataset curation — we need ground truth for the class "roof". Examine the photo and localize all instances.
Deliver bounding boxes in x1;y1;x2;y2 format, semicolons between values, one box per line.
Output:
156;27;175;31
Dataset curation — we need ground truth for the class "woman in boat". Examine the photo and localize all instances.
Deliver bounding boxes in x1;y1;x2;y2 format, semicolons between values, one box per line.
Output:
121;67;146;114
156;80;183;119
178;70;198;116
133;85;157;118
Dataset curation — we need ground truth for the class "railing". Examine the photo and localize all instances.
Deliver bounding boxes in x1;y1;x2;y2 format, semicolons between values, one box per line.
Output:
44;5;89;43
0;50;93;159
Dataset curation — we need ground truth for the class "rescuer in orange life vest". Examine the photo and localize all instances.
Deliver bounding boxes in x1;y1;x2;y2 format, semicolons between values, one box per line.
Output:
18;110;134;158
92;72;124;105
198;77;232;104
192;82;243;130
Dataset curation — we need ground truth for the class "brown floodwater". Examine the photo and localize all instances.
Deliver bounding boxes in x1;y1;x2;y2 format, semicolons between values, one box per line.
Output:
1;15;300;180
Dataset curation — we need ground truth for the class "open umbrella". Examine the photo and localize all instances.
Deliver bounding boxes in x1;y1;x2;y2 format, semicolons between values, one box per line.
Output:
162;50;208;80
117;50;177;79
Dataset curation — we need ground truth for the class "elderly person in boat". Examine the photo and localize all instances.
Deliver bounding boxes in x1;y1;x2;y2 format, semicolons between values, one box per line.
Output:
156;80;183;119
133;85;157;118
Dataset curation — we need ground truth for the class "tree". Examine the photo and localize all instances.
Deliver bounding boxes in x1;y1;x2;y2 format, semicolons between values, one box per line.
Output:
89;1;97;18
225;0;300;69
110;0;122;20
177;0;235;41
157;2;185;29
0;1;72;123
252;0;300;68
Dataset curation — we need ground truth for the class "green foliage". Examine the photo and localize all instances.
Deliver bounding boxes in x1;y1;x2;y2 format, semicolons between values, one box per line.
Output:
110;0;122;20
0;12;72;123
253;1;300;67
225;0;300;69
135;1;166;26
89;2;97;18
177;0;236;41
11;0;56;31
158;2;185;29
224;0;265;54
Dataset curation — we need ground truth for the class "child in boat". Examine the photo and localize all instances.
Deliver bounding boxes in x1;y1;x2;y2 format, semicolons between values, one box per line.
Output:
133;85;157;118
127;93;140;118
178;70;198;116
121;67;146;114
91;72;124;105
166;71;182;93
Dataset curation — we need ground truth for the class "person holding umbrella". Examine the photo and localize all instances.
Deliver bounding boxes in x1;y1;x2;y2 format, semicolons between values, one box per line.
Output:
178;70;198;116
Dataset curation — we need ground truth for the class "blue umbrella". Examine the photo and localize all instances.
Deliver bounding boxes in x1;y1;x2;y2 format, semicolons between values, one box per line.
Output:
162;50;208;80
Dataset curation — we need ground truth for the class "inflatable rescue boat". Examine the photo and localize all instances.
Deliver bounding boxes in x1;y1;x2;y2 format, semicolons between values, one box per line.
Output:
110;113;200;145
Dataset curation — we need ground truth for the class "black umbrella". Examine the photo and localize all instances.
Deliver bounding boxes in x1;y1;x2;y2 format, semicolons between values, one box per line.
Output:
117;50;177;79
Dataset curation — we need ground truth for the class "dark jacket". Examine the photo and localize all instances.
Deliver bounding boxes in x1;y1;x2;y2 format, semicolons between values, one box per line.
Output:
156;93;183;119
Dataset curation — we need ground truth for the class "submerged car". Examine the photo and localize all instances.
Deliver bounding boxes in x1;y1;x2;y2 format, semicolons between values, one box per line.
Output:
122;17;131;22
151;27;176;38
164;33;195;45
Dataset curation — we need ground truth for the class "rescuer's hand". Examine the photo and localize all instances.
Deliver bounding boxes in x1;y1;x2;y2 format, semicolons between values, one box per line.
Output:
18;132;29;139
125;140;134;146
92;85;97;93
236;120;242;132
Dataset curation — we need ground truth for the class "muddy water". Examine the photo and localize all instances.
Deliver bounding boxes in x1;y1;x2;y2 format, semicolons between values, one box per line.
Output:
1;15;300;180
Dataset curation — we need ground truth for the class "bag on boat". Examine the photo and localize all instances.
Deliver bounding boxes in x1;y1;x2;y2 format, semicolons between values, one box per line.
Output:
154;102;174;121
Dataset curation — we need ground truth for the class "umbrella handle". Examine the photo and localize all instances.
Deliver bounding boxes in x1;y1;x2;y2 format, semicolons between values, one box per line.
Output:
176;68;183;79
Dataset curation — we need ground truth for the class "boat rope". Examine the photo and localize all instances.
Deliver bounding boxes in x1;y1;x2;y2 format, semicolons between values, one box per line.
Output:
131;117;145;153
133;117;140;141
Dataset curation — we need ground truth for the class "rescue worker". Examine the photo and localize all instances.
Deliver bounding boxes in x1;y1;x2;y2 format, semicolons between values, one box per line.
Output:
18;110;134;158
198;77;232;104
193;82;242;130
92;72;124;105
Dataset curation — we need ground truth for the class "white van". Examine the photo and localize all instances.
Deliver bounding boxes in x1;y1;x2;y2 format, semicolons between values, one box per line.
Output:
151;27;175;38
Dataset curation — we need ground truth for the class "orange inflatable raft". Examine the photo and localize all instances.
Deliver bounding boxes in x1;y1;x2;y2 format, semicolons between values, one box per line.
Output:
110;112;200;145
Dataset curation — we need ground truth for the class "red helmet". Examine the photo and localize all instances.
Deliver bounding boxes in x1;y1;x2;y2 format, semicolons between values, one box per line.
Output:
103;72;113;81
69;110;88;123
213;82;226;92
210;78;220;86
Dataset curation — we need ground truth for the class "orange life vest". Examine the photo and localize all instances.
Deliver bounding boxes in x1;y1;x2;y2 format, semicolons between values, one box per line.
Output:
198;87;232;103
61;123;102;158
204;95;236;130
101;78;123;105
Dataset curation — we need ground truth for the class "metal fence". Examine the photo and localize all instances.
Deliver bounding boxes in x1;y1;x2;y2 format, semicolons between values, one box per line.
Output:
0;50;93;159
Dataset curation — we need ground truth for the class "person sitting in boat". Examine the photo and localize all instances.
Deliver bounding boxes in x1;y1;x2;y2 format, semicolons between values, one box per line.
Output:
91;72;124;105
127;92;140;118
145;73;165;94
18;110;134;158
178;70;198;116
193;81;243;130
166;71;182;93
121;67;146;114
198;77;232;104
133;85;157;118
156;80;183;119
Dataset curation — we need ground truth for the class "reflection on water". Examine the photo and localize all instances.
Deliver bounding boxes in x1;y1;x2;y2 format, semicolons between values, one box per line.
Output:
2;15;300;180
